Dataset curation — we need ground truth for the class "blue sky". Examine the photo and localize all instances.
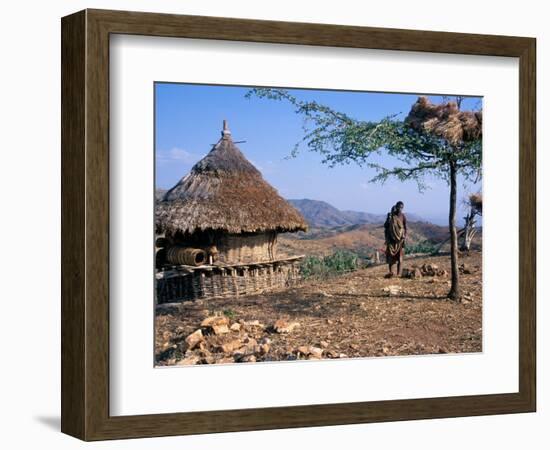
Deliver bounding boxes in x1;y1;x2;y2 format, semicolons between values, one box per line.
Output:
155;83;482;225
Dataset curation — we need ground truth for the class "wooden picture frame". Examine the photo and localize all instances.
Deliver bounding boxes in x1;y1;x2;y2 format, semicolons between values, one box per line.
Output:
61;9;536;441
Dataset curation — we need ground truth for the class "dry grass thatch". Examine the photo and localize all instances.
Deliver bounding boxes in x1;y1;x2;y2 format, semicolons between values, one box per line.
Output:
469;192;483;214
156;128;308;236
406;96;482;145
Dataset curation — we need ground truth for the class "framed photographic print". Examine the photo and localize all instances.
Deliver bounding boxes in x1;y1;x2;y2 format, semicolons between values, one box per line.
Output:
61;9;536;441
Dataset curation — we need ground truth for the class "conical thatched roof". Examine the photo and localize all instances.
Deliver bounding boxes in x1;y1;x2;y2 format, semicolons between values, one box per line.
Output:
156;121;308;236
406;96;482;145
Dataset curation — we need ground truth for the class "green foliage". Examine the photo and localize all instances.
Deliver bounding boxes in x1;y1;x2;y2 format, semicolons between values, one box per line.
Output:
405;240;439;255
246;88;482;192
222;309;236;320
300;250;358;279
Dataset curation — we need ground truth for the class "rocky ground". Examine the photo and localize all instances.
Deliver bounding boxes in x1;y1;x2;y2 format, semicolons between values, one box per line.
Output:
155;252;482;366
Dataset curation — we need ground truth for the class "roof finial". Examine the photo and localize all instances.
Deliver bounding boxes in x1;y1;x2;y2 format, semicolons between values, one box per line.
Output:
221;119;231;138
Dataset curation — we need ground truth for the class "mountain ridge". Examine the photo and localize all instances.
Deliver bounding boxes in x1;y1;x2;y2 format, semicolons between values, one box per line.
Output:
287;198;427;228
156;189;437;227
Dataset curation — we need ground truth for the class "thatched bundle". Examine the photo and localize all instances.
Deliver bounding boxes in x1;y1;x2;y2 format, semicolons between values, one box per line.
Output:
406;96;482;145
156;122;308;237
469;192;482;214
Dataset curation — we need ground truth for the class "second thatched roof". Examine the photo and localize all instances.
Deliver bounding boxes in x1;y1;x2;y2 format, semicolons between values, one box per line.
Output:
156;121;308;236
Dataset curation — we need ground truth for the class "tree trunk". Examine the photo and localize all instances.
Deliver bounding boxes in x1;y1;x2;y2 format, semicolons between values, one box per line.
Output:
448;161;460;300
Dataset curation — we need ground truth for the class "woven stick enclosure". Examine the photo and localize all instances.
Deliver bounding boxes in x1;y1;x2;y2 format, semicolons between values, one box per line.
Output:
156;256;303;304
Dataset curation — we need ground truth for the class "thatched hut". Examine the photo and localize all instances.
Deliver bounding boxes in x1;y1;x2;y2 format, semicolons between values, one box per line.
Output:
155;121;308;303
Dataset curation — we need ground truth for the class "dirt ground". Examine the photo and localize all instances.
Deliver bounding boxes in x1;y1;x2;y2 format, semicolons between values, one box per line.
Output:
155;252;482;365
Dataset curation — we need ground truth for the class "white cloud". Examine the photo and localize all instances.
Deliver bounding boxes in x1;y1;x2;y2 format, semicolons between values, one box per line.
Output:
156;147;201;165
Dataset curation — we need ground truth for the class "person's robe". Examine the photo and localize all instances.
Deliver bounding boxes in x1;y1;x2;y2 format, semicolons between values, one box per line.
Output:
384;210;407;263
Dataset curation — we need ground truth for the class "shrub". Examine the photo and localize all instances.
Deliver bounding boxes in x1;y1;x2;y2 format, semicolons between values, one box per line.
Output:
300;250;358;279
223;309;236;319
405;240;439;255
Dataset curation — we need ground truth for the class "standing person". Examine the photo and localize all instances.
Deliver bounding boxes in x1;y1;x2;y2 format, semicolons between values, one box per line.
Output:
384;201;407;277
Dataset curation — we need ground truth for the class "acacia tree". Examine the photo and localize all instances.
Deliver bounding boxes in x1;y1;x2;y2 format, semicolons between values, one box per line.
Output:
247;89;482;300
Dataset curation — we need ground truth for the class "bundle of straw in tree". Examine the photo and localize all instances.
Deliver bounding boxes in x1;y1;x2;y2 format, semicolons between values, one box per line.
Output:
406;96;482;145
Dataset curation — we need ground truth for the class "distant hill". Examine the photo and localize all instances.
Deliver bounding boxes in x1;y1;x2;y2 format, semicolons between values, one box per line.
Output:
288;198;425;228
155;188;167;201
286;199;370;228
278;221;452;259
156;192;429;226
154;190;480;258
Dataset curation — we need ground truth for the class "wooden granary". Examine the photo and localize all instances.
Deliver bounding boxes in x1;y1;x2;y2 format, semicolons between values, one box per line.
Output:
155;121;307;303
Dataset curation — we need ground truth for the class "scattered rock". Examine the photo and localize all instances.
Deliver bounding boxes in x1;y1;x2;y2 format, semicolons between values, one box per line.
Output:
155;253;482;366
160;341;176;351
201;316;230;335
213;324;230;335
201;316;229;327
296;345;310;355
198;341;208;352
273;319;300;334
324;350;340;358
230;336;259;360
243;336;258;347
216;357;235;364
418;263;447;277
216;338;242;353
237;354;256;363
240;319;265;329
185;329;204;350
177;355;200;365
402;267;423;279
233;347;252;360
309;347;323;359
383;285;402;296
200;353;216;364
